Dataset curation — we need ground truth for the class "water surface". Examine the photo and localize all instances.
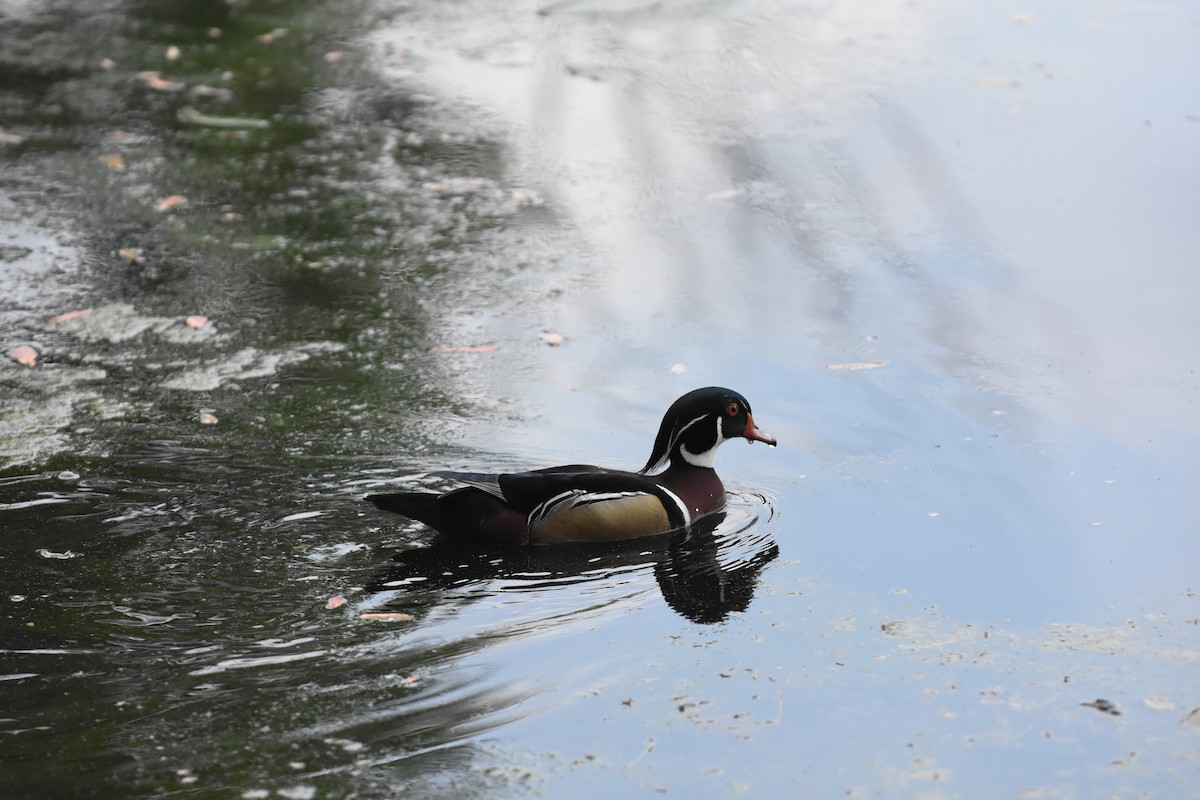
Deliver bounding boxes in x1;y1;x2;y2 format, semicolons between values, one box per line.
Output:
2;1;1198;797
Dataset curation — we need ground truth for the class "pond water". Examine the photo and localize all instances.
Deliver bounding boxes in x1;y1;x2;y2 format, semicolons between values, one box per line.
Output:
2;1;1198;798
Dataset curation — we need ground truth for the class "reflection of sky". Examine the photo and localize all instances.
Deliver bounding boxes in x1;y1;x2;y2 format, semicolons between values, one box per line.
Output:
355;4;1200;796
381;1;1199;625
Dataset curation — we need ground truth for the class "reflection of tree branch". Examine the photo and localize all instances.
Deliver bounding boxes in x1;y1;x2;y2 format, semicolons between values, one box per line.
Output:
363;513;779;625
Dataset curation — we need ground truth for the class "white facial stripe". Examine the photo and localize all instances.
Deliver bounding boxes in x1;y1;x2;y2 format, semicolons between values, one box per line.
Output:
652;417;705;472
674;413;709;443
644;413;712;473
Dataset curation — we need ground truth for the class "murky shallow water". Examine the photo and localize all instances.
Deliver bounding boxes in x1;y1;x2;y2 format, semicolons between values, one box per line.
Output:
3;0;1199;798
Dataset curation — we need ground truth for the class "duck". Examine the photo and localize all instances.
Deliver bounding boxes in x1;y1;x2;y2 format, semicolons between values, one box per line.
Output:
364;386;776;546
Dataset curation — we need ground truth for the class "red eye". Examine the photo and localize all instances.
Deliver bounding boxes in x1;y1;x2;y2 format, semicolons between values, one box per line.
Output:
726;402;739;416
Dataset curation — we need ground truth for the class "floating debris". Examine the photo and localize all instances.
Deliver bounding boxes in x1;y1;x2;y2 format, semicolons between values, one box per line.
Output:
185;315;208;330
177;106;269;130
1081;698;1121;716
325;596;346;609
138;71;184;92
279;511;324;523
511;188;543;206
826;359;888;371
423;177;487;193
48;309;93;324
198;409;218;425
37;549;78;559
880;620;914;637
1144;697;1175;713
256;28;288;44
358;612;415;622
188;85;233;102
155;195;189;212
117;248;143;264
99;153;125;170
7;346;38;367
539;330;565;346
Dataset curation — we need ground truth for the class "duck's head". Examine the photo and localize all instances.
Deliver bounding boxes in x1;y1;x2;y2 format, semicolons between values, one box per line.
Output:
640;387;777;474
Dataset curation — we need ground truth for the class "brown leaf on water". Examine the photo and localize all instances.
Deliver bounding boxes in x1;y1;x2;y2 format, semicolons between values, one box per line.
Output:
7;345;38;366
325;596;346;609
432;344;498;353
539;330;565;346
155;195;188;212
826;359;888;371
49;308;93;323
256;28;288;43
185;315;208;329
99;153;125;170
358;612;415;622
138;71;184;92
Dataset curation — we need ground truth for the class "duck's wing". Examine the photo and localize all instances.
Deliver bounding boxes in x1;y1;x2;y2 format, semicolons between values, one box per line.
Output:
430;465;610;505
497;466;692;543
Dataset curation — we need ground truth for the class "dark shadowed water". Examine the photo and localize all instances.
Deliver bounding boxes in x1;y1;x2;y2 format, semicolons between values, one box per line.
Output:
2;1;1198;798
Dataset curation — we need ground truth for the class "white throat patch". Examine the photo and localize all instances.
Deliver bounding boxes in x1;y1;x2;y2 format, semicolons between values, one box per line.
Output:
679;414;726;468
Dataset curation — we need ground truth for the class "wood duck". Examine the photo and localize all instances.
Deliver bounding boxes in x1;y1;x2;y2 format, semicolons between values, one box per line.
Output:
365;386;776;546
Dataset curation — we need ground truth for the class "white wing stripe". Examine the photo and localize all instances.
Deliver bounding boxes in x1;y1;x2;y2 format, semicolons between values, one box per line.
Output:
574;491;646;507
529;490;583;523
658;486;690;525
529;488;689;527
645;413;712;474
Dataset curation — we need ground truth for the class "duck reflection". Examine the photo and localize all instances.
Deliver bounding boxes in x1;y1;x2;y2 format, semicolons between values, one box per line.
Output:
365;511;778;624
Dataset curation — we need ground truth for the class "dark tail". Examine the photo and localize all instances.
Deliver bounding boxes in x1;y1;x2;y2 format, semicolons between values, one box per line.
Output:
364;488;527;545
364;492;442;523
